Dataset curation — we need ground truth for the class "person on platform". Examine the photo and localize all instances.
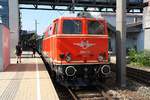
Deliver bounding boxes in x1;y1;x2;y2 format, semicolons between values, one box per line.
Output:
16;42;22;63
32;43;36;58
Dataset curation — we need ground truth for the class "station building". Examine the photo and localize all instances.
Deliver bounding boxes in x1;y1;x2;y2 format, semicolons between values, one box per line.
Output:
0;0;19;58
0;0;9;27
101;13;143;54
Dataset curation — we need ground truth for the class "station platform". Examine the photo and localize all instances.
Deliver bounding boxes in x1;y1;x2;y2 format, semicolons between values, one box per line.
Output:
0;52;59;100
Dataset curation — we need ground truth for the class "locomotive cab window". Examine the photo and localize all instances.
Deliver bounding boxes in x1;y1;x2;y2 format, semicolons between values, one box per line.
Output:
48;26;52;36
63;20;82;34
54;22;58;34
88;20;104;35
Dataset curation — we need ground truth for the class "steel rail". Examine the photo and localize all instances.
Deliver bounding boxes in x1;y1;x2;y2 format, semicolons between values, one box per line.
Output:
111;63;150;85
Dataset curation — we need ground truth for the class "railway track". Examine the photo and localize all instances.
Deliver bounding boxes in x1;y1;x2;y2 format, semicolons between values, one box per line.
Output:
53;81;115;100
126;67;150;85
54;83;75;100
66;84;114;100
111;64;150;85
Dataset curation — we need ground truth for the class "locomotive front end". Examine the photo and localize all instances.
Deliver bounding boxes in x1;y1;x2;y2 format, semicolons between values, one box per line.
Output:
54;17;111;82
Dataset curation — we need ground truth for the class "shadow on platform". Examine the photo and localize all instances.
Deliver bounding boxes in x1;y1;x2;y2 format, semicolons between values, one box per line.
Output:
4;64;46;72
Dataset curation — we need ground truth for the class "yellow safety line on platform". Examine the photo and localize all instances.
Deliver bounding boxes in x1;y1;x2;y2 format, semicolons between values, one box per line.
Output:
36;58;41;100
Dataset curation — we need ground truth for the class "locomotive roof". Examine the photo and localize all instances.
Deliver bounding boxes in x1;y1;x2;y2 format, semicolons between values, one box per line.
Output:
54;16;105;21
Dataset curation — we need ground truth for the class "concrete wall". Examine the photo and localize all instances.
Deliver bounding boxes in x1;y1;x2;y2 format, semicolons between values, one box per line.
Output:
143;29;150;50
0;25;3;71
101;13;143;53
143;0;150;50
137;30;144;51
9;0;19;57
110;34;116;53
126;34;137;50
101;13;143;27
111;32;144;54
0;24;10;71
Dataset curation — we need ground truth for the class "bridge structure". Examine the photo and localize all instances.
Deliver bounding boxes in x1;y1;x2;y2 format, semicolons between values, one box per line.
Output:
19;0;148;13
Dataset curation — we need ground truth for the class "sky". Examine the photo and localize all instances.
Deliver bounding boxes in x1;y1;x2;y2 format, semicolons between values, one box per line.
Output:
21;9;77;36
20;5;103;36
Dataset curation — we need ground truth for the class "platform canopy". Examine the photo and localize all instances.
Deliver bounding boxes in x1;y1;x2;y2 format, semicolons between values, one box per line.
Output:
19;0;147;13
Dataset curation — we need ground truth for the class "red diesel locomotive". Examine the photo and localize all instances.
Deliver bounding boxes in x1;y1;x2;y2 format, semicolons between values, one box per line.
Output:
42;16;111;84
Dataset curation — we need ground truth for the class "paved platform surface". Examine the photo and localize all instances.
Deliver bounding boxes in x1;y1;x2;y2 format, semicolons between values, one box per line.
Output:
0;53;59;100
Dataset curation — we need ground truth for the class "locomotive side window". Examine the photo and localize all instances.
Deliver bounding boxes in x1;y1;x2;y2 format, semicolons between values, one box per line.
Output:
88;21;104;35
63;20;82;34
54;22;58;34
48;26;52;36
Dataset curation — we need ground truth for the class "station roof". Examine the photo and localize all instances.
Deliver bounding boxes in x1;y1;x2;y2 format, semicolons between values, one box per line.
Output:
108;22;142;34
19;0;148;13
127;22;142;33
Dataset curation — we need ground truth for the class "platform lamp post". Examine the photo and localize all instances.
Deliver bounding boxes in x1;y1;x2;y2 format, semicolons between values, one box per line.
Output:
116;0;126;87
35;20;38;37
34;19;39;42
34;19;40;51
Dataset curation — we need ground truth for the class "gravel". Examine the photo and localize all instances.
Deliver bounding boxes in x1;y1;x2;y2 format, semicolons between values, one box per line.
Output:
105;72;150;100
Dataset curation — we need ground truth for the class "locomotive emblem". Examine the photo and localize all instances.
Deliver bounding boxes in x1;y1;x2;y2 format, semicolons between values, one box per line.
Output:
74;40;95;49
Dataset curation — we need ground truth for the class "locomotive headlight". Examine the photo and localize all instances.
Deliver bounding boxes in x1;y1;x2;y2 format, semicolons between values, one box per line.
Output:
66;53;71;62
65;66;76;76
101;65;111;75
98;55;104;62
